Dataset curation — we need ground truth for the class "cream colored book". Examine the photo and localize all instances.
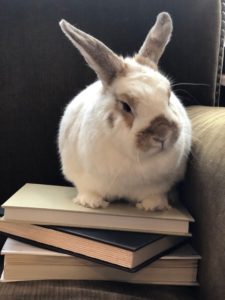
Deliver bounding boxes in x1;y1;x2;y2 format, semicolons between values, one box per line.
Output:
2;183;194;235
1;239;200;285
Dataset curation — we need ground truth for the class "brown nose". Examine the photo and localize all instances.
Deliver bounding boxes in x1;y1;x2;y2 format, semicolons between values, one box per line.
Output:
152;123;170;142
152;124;171;150
136;115;179;152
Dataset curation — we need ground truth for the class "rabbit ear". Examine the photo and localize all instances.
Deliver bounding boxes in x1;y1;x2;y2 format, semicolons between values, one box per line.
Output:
59;19;124;85
138;12;173;65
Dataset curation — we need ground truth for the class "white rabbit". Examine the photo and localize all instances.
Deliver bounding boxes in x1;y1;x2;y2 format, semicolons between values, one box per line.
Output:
58;12;191;211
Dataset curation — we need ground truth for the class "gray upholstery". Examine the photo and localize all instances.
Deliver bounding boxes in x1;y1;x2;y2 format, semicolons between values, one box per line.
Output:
184;106;225;300
0;281;197;300
0;0;224;299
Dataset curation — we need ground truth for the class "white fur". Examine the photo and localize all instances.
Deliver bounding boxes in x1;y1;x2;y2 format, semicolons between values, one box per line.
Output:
58;59;191;210
58;14;192;210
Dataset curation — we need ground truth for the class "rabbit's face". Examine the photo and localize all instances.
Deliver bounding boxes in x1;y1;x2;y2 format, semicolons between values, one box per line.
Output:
107;58;180;155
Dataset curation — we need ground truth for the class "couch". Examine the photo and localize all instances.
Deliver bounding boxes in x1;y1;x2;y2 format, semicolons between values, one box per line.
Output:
0;0;224;299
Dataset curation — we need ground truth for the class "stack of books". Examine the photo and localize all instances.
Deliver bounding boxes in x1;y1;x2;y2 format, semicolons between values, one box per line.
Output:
0;183;200;285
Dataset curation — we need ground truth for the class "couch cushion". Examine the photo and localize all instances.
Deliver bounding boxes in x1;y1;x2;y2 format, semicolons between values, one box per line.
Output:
0;280;197;300
184;106;225;300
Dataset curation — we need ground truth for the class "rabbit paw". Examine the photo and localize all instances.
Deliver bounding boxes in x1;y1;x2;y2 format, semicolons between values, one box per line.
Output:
136;195;171;211
73;193;109;209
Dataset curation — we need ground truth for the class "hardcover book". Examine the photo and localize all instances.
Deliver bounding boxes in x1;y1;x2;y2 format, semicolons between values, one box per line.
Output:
1;238;201;285
0;219;187;271
2;183;194;235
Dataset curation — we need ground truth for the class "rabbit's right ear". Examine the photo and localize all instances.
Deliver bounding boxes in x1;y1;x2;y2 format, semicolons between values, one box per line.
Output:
59;20;124;86
138;12;173;65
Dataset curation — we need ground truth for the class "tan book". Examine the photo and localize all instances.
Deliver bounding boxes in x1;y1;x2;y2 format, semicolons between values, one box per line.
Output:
1;239;200;285
2;183;194;235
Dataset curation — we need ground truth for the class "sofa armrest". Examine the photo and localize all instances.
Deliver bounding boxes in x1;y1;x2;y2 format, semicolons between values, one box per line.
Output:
182;106;225;300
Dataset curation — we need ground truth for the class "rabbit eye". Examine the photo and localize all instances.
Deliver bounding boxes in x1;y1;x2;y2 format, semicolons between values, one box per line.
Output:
120;101;132;113
116;99;135;128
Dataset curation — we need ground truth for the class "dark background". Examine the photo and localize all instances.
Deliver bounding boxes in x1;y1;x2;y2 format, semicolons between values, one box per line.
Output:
0;0;222;204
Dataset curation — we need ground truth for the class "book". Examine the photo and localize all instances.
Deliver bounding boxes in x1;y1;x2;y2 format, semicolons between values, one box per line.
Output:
1;183;194;235
0;219;187;272
1;238;201;285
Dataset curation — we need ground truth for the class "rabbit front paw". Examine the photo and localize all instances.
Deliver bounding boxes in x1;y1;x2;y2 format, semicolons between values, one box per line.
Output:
136;195;171;211
73;192;109;209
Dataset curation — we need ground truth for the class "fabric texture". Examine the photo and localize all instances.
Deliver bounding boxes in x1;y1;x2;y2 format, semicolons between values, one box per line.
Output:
216;0;225;105
184;106;225;300
0;280;197;300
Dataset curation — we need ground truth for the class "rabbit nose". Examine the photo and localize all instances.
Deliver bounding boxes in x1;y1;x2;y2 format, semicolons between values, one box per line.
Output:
136;116;179;152
153;123;170;138
153;136;166;143
152;123;171;148
153;136;167;149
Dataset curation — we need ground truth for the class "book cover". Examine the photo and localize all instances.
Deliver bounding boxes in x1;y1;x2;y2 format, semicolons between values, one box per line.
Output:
44;226;166;251
2;183;194;235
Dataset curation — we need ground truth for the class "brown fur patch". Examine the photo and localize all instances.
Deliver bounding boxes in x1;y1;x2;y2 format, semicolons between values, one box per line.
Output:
107;113;115;128
122;111;134;128
136;115;179;151
134;54;157;70
115;101;134;128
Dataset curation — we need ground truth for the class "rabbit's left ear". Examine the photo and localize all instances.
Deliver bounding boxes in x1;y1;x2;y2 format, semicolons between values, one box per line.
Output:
59;20;124;85
138;12;173;65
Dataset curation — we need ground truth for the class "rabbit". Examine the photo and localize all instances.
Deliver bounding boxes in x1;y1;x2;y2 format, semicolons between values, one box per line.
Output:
58;12;192;211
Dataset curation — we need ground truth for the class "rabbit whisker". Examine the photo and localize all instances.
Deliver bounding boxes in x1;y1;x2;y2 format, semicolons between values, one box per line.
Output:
173;88;200;105
171;82;209;88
